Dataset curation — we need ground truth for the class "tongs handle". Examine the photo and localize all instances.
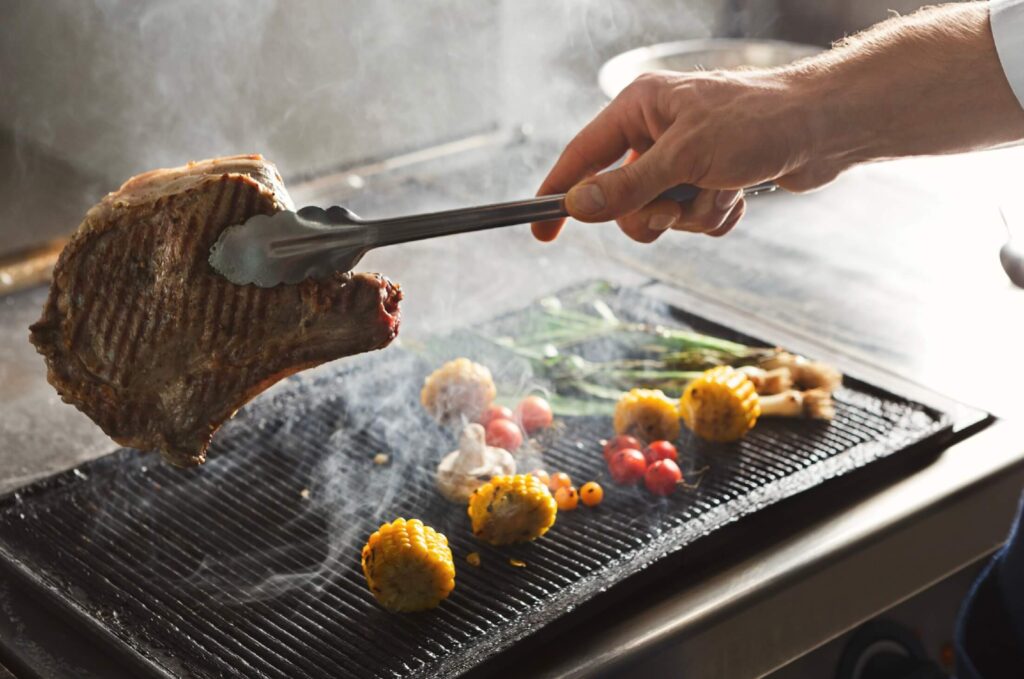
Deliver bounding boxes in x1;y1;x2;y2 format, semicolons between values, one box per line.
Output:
369;181;777;246
370;194;567;246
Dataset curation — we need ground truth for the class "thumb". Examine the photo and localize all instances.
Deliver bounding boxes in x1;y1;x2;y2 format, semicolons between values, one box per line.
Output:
564;142;680;223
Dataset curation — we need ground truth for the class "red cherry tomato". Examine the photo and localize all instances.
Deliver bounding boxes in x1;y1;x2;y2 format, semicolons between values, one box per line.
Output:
479;404;514;427
608;449;646;485
644;440;678;465
644;459;683;496
485;418;523;451
515;396;553;433
603;435;643;462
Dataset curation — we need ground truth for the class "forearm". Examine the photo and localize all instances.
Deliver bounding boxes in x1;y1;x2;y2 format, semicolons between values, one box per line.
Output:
533;1;1024;242
795;2;1024;166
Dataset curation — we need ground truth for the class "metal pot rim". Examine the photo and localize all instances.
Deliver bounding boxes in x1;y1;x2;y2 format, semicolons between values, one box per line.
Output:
598;38;823;99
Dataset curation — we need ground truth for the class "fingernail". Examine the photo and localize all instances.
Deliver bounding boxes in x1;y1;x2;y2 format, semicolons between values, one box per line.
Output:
648;214;676;232
567;183;606;215
715;189;742;211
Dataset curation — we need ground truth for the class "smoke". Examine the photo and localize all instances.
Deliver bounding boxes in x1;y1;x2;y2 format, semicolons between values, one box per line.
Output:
498;0;716;143
176;344;555;603
171;280;673;605
5;0;734;603
165;352;447;602
2;1;266;182
0;0;724;188
1;0;505;186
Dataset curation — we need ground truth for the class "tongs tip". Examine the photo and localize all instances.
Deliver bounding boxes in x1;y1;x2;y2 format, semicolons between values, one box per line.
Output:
208;210;365;288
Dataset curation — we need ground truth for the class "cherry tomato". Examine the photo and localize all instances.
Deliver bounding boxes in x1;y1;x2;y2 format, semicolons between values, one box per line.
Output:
608;449;646;485
531;469;551;487
548;472;572;491
485;418;523;451
644;440;678;465
644;459;683;496
554;486;579;511
579;481;604;507
603;435;643;462
479;404;514;427
515;396;553;433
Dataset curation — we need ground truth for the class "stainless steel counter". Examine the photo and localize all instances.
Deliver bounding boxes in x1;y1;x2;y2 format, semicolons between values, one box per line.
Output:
1;138;1023;677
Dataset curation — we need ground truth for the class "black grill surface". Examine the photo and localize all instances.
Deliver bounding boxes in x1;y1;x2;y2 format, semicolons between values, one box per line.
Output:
0;284;952;679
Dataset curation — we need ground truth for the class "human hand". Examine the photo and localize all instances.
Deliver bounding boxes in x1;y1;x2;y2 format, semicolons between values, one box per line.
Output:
533;2;1024;244
532;69;838;242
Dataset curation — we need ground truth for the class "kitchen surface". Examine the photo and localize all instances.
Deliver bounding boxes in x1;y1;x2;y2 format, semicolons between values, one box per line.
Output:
2;1;1023;678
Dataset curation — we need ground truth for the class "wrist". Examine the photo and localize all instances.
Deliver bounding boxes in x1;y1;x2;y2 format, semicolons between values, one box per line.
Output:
781;60;881;170
781;3;1020;168
758;66;866;186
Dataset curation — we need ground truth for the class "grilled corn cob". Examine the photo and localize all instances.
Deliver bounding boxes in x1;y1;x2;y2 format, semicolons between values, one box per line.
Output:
361;518;455;612
679;366;760;442
468;474;557;545
613;388;681;442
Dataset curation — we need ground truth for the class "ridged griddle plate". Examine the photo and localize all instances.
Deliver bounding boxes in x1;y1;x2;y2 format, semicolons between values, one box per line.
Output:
0;284;952;679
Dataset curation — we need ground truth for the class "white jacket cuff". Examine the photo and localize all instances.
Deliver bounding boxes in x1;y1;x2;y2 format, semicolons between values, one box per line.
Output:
992;0;1024;109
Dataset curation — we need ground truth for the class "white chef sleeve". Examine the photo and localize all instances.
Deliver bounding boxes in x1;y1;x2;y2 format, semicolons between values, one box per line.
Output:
991;0;1024;109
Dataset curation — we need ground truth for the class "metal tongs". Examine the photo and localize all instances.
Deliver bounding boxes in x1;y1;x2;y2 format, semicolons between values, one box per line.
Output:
209;181;776;287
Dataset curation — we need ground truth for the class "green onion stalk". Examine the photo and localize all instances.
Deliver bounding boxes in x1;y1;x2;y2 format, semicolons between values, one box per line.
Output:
417;286;781;417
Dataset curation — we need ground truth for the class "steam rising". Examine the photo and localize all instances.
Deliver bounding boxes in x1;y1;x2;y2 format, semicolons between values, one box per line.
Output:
178;350;552;603
2;0;507;185
169;283;665;604
2;0;717;186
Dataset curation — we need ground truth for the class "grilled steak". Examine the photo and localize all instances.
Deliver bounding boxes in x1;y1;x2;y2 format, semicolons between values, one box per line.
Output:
30;155;401;467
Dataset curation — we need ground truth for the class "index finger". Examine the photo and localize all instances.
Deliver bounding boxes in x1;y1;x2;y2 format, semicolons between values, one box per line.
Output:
531;102;633;241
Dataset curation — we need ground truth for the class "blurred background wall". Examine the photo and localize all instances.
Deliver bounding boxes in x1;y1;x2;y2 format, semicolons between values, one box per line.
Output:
0;0;958;254
1;0;504;183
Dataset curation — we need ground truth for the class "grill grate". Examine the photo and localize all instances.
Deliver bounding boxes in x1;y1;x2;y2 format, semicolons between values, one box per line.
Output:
0;283;951;678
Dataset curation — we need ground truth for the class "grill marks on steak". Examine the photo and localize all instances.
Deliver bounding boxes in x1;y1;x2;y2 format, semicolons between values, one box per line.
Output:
30;155;402;467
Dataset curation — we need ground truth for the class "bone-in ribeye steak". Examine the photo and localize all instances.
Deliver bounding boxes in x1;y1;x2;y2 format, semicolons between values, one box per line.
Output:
30;155;401;467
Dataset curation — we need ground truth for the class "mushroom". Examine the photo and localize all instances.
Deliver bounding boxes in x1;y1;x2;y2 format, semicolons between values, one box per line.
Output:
436;424;516;503
735;365;794;395
759;388;835;421
759;352;843;393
